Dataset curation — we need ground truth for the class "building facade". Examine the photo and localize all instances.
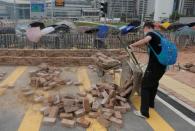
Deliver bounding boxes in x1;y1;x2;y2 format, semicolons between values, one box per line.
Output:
178;0;195;16
137;0;155;20
107;0;137;19
0;0;99;20
154;0;174;21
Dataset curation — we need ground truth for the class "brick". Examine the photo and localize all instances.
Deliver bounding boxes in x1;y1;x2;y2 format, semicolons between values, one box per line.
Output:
43;86;53;91
120;87;132;97
49;106;59;118
102;112;113;120
21;87;31;92
23;90;34;96
88;112;99;118
77;92;87;97
64;106;79;113
114;106;127;113
83;97;91;112
101;90;109;98
76;117;91;128
63;98;76;106
60;113;74;120
114;111;122;119
97;116;111;128
91;89;99;97
40;106;50;116
74;82;83;86
7;85;15;89
109;117;123;128
34;95;44;103
101;96;109;105
48;82;57;88
116;96;127;102
74;109;85;117
101;108;114;113
61;119;76;128
43;117;56;125
66;80;73;85
92;99;101;111
124;103;131;111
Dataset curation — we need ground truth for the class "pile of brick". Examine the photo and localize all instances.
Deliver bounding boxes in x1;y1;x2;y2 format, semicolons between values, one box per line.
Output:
40;82;131;128
29;63;82;91
93;52;121;70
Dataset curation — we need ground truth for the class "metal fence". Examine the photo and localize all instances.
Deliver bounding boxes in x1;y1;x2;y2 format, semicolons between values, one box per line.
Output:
0;33;195;49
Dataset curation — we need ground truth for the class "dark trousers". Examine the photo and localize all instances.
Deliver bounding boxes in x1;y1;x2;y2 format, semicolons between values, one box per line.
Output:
140;63;166;117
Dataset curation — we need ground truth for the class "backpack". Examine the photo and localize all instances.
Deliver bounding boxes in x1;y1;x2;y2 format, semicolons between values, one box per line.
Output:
148;32;178;66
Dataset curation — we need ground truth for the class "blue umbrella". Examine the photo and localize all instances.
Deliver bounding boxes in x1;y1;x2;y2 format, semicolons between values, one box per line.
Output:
119;24;136;35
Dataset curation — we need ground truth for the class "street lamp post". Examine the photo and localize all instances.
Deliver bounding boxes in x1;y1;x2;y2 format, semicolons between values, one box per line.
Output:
141;0;145;25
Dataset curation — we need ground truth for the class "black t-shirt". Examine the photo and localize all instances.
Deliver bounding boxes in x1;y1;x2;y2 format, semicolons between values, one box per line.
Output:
146;32;165;68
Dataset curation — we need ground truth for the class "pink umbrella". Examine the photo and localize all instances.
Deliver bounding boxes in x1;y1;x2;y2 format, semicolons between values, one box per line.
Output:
26;27;55;43
26;27;42;43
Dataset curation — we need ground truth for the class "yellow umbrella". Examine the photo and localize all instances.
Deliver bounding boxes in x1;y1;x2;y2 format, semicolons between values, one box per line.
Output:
161;22;171;29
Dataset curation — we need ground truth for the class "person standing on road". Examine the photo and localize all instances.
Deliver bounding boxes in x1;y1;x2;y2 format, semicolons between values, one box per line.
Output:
129;22;167;118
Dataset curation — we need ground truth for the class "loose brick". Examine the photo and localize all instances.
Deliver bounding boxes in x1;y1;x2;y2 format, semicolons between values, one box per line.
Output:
43;117;56;125
109;117;123;128
61;119;76;128
116;95;127;102
88;112;99;118
97;116;111;128
114;106;127;113
74;109;85;117
49;106;59;118
120;87;132;97
77;92;87;97
101;108;114;113
83;97;91;112
23;90;34;96
91;89;99;97
76;117;91;128
101;90;109;98
102;112;113;120
101;96;109;105
92;99;101;111
74;82;83;86
114;111;122;119
124;103;131;111
64;106;79;113
60;113;74;120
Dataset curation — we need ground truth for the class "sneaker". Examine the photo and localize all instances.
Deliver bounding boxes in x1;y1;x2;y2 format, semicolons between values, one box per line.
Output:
133;110;147;119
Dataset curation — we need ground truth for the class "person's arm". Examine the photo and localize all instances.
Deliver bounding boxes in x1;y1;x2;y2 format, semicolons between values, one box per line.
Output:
129;36;152;48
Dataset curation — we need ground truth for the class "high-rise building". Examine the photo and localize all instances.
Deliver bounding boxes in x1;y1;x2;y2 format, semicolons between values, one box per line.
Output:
137;0;155;20
107;0;137;19
154;0;174;22
178;0;195;16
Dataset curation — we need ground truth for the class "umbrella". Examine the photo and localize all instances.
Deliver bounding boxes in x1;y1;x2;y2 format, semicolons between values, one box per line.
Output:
187;22;195;27
56;20;76;30
26;27;42;43
30;21;45;30
174;26;195;36
85;27;99;34
97;25;109;39
119;24;136;35
167;23;186;31
26;26;66;43
161;22;171;29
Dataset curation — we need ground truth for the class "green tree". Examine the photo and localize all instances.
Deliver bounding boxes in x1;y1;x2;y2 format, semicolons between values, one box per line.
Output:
170;11;181;22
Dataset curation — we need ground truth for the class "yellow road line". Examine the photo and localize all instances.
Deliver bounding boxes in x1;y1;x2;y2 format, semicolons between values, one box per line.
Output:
160;75;195;102
114;72;174;131
77;67;107;131
132;95;174;131
18;91;49;131
0;66;27;96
